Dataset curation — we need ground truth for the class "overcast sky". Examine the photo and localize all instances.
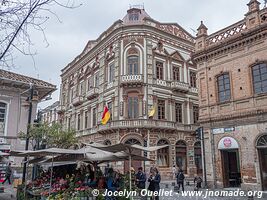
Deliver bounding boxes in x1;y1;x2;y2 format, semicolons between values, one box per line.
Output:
9;0;265;108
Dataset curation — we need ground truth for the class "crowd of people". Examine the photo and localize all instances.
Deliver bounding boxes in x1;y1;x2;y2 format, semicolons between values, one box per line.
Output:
104;165;203;200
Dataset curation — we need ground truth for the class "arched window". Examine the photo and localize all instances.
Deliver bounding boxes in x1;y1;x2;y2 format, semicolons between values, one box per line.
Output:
125;138;141;145
217;73;231;102
194;141;202;175
252;63;267;94
0;102;7;136
257;134;267;147
127;56;138;75
176;140;187;173
157;139;169;167
128;92;139;119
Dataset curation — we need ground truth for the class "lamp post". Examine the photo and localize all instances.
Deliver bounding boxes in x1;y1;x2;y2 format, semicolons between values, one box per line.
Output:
22;84;34;183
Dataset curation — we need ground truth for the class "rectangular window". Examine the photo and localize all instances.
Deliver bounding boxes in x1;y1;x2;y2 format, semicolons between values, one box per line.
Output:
173;66;180;81
193;106;199;124
252;63;267;94
128;56;138;75
190;71;197;87
109;63;114;83
217;73;231;102
107;102;112;120
87;77;92;91
158;100;165;120
156;61;164;80
85;111;88;129
79;82;84;95
128;96;138;119
92;108;97;126
77;114;81;130
0;103;7;135
175;103;182;123
95;73;99;88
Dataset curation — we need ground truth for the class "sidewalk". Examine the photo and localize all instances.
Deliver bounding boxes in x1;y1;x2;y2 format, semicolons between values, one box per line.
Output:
160;180;267;199
0;184;16;200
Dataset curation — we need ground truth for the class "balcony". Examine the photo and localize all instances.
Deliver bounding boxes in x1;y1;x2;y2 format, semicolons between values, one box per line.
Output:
189;87;198;94
72;96;83;106
120;74;144;86
171;81;189;92
86;87;99;100
106;82;114;90
78;119;198;136
57;105;66;114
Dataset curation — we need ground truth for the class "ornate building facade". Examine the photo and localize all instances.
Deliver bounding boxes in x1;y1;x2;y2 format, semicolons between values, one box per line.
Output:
59;7;199;178
41;101;61;125
193;0;267;190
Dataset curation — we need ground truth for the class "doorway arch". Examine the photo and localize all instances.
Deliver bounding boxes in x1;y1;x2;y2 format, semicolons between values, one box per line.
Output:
124;138;142;173
256;134;267;190
176;140;187;173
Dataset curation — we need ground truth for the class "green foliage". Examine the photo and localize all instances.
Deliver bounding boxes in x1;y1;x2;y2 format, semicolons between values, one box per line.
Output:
19;123;78;149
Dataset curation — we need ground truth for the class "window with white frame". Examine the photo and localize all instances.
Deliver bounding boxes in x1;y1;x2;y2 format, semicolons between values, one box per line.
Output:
127;56;138;75
87;76;93;91
92;108;97;126
109;63;114;83
156;61;164;80
173;65;180;81
95;72;99;88
0;102;7;136
79;81;84;96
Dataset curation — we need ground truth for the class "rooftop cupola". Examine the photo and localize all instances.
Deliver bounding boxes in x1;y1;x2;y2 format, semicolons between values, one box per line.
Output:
196;21;208;37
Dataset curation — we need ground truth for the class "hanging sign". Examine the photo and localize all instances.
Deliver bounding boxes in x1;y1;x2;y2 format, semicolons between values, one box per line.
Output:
218;137;239;150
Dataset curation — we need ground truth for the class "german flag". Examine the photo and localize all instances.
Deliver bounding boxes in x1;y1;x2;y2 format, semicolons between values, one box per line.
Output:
101;105;110;125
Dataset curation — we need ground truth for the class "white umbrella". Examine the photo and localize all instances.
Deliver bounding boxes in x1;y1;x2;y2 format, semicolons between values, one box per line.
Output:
88;142;168;192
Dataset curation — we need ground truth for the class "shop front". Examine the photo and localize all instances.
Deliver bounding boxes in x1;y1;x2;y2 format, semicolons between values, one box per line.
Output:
218;137;241;188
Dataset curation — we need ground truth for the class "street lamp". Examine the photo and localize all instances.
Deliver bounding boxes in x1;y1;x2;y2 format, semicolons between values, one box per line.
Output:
21;84;41;183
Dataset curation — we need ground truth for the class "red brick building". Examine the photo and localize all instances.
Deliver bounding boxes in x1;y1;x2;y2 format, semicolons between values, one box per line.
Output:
193;0;267;190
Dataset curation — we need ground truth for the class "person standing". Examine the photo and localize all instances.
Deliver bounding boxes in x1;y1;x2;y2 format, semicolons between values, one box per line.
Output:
148;167;161;200
194;175;203;191
2;163;12;185
176;169;185;193
135;167;146;189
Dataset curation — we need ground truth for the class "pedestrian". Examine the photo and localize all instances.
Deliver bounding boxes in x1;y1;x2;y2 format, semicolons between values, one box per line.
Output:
148;167;161;200
172;165;177;180
2;163;12;185
194;175;202;191
135;167;147;189
176;169;185;193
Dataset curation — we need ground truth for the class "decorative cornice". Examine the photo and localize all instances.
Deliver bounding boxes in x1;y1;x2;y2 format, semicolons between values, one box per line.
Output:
193;23;267;63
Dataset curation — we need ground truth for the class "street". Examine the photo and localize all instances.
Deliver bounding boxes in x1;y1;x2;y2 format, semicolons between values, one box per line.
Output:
1;181;266;200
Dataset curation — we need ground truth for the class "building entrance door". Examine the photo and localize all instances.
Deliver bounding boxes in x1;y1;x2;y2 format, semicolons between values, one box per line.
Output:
256;134;267;191
221;149;241;188
258;148;267;190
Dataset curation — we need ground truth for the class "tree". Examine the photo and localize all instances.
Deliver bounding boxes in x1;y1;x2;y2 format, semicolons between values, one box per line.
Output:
0;0;82;68
19;122;78;149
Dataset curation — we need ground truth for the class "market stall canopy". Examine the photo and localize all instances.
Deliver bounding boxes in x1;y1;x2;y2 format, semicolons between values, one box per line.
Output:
10;147;95;157
87;142;169;153
0;152;9;156
28;147;153;164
